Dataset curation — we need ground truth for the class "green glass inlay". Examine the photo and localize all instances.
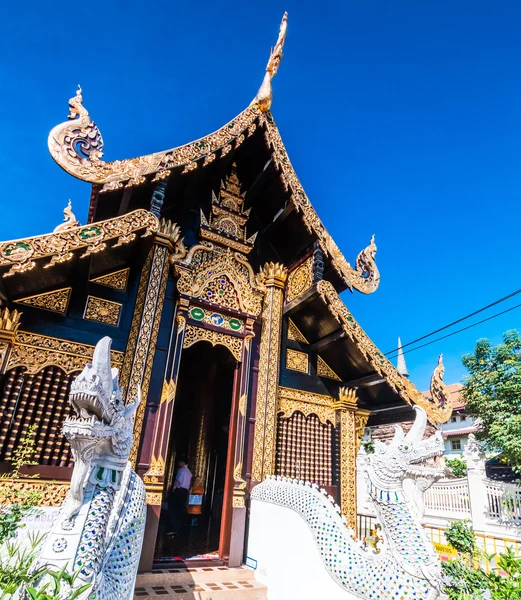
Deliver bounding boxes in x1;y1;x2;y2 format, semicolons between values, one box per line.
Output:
78;227;102;241
189;307;205;321
229;318;242;331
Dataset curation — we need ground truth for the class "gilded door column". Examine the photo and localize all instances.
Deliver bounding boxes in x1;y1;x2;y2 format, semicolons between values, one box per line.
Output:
0;307;22;374
120;221;181;466
142;299;189;503
232;318;255;507
252;262;288;482
334;387;371;531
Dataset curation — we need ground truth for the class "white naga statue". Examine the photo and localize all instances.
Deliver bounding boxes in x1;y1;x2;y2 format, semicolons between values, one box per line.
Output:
32;336;146;600
250;406;445;599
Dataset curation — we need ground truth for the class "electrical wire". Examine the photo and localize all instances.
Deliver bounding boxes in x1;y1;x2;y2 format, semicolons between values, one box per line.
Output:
387;300;521;359
384;286;521;357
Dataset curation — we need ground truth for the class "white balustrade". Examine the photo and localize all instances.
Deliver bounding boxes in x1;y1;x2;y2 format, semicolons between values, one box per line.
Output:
424;479;471;518
485;480;521;523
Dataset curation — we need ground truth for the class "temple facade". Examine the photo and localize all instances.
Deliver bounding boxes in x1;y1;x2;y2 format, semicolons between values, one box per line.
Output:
0;14;452;572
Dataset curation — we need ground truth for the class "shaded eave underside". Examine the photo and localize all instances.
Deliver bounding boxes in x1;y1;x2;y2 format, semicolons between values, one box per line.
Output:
285;280;431;426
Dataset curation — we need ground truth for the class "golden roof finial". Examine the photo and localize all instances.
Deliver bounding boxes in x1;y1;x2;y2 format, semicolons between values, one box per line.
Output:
253;12;288;113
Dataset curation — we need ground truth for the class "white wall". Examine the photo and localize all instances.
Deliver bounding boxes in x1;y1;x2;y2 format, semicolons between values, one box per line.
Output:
247;498;360;600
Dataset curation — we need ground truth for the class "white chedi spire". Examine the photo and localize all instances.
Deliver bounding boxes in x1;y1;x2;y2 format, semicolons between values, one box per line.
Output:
396;337;409;378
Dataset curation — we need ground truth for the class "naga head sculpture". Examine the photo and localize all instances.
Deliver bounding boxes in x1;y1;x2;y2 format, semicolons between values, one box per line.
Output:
367;406;444;493
63;336;140;518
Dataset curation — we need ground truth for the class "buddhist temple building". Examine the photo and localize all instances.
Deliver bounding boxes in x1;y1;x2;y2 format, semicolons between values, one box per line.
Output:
0;14;452;570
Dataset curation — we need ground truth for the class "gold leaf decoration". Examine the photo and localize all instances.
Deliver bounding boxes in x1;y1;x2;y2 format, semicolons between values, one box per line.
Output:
90;268;130;291
317;355;341;381
15;288;71;315
84;296;122;327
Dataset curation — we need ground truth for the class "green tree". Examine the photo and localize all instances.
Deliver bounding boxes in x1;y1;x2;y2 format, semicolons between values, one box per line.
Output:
445;456;467;478
462;330;521;474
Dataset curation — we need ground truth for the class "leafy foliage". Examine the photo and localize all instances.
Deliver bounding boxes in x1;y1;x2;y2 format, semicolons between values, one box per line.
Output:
25;564;91;600
445;456;467;478
442;520;521;599
444;520;476;555
462;330;521;474
0;426;41;546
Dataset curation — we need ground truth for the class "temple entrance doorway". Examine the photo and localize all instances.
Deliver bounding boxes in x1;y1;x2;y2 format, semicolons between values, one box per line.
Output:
154;342;236;564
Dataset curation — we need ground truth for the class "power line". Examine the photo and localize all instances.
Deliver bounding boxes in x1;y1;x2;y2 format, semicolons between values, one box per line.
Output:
387;300;521;359
385;286;521;357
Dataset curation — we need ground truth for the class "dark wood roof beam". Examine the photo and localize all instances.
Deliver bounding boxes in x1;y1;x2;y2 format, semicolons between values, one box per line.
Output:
260;201;295;236
117;188;132;216
309;329;346;353
344;373;386;388
245;158;273;204
283;284;319;316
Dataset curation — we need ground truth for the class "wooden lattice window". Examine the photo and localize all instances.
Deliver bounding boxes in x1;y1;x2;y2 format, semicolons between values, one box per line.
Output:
0;366;78;467
275;411;335;487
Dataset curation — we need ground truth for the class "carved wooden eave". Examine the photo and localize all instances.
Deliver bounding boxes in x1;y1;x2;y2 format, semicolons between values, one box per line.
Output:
316;280;451;425
46;15;379;296
0;209;159;278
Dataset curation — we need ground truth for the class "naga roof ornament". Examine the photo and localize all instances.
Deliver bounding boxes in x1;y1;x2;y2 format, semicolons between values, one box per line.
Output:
424;354;453;424
253;12;288;112
53;200;80;233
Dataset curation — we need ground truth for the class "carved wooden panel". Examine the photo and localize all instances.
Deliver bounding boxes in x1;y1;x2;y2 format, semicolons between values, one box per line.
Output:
275;411;335;487
0;366;77;466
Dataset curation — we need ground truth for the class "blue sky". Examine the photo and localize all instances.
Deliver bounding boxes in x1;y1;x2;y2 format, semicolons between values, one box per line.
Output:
1;1;520;391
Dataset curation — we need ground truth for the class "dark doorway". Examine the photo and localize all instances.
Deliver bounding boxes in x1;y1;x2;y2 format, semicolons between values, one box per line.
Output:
154;342;236;563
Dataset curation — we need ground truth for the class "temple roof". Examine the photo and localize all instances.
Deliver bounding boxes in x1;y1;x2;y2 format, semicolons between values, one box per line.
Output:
46;14;379;296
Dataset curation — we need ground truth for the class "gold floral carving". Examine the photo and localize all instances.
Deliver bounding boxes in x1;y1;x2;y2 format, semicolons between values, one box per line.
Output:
286;257;313;303
0;209;158;278
286;349;309;373
316;280;444;424
427;354;453;424
277;387;336;425
48;85;261;192
176;246;264;316
84;296;122;327
0;478;69;507
317;356;341;381
7;331;123;375
200;165;257;255
90;268;130;291
183;324;242;362
122;243;171;465
355;410;371;450
287;319;308;344
145;455;165;479
338;408;358;530
252;263;287;481
15;288;71;315
145;492;163;506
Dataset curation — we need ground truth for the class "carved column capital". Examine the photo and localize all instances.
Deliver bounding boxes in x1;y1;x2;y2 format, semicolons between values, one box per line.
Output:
0;307;22;344
0;307;22;374
259;262;288;289
334;386;359;412
154;219;185;255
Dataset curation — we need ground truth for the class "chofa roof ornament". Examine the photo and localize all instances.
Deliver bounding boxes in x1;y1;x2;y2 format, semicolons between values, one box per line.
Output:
253;12;288;112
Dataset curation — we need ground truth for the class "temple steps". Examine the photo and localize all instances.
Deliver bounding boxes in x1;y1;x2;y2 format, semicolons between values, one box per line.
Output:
134;566;268;599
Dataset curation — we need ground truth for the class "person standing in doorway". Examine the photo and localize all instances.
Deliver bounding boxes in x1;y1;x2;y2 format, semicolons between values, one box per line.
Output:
167;457;192;536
